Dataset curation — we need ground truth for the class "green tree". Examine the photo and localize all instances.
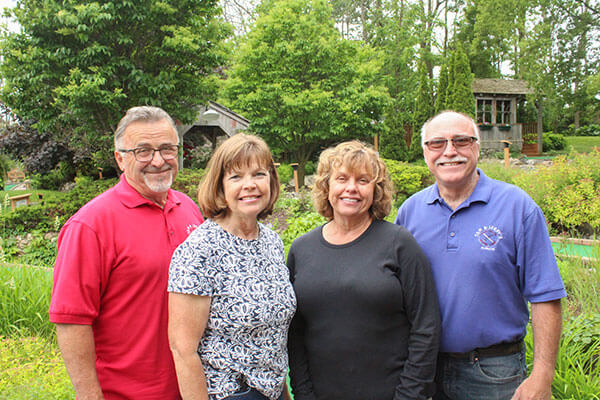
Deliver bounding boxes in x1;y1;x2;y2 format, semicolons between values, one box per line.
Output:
409;57;434;161
379;112;408;161
448;44;475;117
435;62;449;113
0;0;230;173
223;0;389;185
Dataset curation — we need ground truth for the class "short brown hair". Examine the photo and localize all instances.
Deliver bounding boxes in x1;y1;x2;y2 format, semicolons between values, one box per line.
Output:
312;140;393;220
198;134;280;220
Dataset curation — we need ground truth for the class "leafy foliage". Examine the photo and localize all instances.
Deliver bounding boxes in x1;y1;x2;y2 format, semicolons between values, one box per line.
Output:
542;132;567;152
448;44;475;117
510;151;600;235
0;118;73;178
409;58;433;161
276;164;293;186
223;0;390;185
435;63;449;114
383;158;433;206
280;212;326;254
172;168;206;204
574;124;600;137
1;0;230;172
379;121;408;162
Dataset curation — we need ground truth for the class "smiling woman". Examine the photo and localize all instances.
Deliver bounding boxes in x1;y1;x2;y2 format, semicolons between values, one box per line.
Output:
167;134;296;400
287;141;441;400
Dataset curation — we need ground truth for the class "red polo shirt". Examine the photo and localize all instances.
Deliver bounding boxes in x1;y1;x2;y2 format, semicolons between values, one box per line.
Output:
50;175;203;399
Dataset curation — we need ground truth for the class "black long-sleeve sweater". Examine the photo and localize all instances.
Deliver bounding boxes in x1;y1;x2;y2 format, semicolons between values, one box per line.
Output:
287;219;441;400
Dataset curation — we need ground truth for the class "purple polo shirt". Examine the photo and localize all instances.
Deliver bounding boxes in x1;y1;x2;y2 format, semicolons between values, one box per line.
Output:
395;169;566;352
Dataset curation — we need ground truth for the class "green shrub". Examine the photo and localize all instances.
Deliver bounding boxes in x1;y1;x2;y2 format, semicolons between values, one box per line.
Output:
512;151;600;235
304;161;316;176
274;188;314;219
382;159;433;206
172;168;205;203
542;132;567;152
281;212;326;254
0;264;54;338
277;164;293;186
575;124;600;137
30;162;75;191
0;336;74;399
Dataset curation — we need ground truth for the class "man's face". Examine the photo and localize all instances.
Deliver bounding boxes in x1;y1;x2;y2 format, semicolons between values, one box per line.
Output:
423;113;480;191
114;119;179;203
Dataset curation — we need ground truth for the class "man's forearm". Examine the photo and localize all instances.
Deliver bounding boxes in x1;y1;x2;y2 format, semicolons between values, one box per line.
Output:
56;324;104;400
531;300;562;382
511;300;562;399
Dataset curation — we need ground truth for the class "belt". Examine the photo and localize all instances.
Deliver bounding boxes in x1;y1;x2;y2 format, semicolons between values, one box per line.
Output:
440;340;524;359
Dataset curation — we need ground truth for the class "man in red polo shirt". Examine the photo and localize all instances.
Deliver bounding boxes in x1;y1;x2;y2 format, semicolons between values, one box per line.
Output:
49;106;204;399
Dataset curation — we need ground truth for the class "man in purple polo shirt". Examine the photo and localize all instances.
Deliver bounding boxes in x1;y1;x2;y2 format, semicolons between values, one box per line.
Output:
50;106;204;399
395;111;565;400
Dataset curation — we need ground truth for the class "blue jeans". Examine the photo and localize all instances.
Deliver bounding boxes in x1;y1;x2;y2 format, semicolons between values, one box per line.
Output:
433;347;527;400
222;387;284;400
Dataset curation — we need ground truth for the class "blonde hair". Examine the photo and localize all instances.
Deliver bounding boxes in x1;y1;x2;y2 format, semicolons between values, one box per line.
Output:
312;140;393;220
198;134;280;219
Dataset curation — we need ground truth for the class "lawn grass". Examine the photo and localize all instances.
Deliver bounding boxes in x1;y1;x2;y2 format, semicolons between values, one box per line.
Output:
565;136;600;153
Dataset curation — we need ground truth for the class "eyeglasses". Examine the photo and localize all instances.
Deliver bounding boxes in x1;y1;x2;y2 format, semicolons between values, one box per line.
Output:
118;145;180;162
424;136;478;151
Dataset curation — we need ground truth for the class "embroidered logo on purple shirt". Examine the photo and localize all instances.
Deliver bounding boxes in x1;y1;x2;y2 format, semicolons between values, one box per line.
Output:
474;225;504;251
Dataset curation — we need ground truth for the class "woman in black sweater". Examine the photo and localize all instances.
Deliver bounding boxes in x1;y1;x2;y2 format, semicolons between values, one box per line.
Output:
287;141;441;400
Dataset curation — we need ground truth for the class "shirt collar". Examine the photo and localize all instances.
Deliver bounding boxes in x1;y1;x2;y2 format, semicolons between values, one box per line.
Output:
425;168;492;207
115;174;181;209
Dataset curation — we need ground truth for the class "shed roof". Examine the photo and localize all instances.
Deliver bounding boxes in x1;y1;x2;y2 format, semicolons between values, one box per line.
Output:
472;78;533;95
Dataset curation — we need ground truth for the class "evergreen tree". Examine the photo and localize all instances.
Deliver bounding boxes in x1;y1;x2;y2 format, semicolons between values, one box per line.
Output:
379;103;408;161
448;44;476;117
409;58;434;161
435;62;449;114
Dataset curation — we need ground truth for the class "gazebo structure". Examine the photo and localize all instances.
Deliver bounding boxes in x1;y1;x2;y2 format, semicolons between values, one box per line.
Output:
176;101;249;168
472;78;539;154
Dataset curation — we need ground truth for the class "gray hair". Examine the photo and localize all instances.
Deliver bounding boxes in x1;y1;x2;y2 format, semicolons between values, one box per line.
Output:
420;110;480;148
114;106;177;148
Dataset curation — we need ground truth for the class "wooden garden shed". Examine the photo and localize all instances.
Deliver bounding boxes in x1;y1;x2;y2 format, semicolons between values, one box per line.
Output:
472;78;540;155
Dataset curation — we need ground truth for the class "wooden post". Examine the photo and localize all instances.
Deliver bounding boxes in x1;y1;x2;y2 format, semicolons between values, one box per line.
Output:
290;163;299;193
536;101;543;155
501;140;512;168
98;167;103;180
374;135;379;152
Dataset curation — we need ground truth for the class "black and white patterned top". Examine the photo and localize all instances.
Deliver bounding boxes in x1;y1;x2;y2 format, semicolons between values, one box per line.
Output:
168;219;297;400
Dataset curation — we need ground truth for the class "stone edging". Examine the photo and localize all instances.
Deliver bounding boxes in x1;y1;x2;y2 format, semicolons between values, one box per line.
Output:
549;237;599;246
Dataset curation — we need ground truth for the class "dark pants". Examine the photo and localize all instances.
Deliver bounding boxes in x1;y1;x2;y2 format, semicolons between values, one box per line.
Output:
433;347;527;400
223;387;284;400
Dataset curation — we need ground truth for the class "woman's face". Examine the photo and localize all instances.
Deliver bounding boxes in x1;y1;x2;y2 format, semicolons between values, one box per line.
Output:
328;165;375;222
222;162;271;222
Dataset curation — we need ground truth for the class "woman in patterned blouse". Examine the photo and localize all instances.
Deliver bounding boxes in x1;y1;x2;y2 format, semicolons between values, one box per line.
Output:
168;134;296;400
